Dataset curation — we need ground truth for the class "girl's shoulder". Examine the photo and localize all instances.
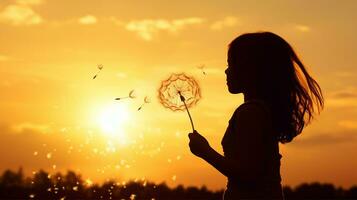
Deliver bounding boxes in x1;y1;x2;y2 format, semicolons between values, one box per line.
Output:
235;99;271;117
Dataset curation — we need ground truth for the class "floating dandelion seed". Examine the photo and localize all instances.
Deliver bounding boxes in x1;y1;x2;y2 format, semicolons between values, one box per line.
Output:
86;178;93;186
92;64;104;79
137;96;151;111
130;194;136;200
72;186;78;191
197;64;206;75
158;73;201;131
115;89;136;100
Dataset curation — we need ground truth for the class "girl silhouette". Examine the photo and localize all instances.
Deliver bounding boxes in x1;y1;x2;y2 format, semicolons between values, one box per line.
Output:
188;32;324;199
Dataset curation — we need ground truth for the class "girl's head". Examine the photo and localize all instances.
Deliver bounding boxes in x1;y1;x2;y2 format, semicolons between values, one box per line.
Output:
226;32;324;143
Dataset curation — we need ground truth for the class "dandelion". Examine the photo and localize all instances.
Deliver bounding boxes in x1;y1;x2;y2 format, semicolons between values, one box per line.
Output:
158;73;201;132
93;64;103;79
115;90;136;100
197;64;206;75
137;96;151;111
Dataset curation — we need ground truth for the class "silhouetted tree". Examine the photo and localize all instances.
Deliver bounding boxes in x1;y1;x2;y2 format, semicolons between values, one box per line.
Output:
0;167;27;198
345;186;357;199
0;168;355;199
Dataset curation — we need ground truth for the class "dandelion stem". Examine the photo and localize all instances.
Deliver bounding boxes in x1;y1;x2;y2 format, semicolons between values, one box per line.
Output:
178;91;195;132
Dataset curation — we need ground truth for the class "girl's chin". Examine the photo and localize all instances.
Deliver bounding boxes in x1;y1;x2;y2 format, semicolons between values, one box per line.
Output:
227;87;238;94
227;85;242;94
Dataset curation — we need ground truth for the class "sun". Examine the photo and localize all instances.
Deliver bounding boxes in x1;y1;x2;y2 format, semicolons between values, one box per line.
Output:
97;103;131;143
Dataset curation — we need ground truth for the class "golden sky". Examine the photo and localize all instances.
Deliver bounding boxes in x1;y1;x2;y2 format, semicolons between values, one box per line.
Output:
1;0;357;190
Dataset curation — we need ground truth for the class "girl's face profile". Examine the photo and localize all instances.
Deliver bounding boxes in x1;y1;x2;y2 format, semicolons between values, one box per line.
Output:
225;52;245;94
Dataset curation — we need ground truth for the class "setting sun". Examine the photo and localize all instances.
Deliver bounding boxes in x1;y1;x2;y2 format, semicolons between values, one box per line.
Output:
97;102;131;142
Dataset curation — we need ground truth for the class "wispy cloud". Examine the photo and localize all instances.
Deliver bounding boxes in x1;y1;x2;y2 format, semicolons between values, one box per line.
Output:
332;91;357;99
210;16;239;30
109;17;124;26
338;120;357;130
291;130;357;147
326;98;357;108
327;88;357;107
11;122;51;134
294;24;311;32
116;72;127;79
78;15;97;25
0;4;43;25
15;0;44;6
125;17;204;41
0;54;9;61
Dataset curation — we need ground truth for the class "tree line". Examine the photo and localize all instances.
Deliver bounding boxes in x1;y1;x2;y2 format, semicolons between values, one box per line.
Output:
0;168;356;199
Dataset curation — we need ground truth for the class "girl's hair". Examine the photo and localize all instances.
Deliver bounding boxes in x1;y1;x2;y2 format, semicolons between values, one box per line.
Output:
228;32;324;143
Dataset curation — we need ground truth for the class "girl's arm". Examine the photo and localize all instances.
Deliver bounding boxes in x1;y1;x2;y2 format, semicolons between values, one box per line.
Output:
189;103;266;182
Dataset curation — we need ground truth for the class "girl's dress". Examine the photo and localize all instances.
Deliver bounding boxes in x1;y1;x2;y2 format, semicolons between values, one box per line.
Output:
221;100;284;200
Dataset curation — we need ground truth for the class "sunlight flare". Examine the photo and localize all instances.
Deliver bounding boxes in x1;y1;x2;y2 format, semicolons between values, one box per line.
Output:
97;103;131;144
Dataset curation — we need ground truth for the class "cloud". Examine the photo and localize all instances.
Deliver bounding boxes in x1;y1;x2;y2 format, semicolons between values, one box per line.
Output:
332;91;357;99
78;15;97;25
15;0;44;6
338;120;357;130
294;24;311;32
0;55;9;61
327;88;357;107
125;17;204;41
116;72;127;79
290;130;357;147
326;99;357;107
11;122;51;134
109;17;124;26
210;16;239;30
0;4;43;26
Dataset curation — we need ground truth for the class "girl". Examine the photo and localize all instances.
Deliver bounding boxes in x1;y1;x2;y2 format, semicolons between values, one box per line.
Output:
188;32;324;199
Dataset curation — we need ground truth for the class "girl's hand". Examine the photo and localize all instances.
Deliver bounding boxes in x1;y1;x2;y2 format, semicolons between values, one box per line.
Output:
188;130;212;158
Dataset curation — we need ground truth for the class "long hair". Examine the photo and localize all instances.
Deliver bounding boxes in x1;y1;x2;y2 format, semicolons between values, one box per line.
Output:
228;32;324;143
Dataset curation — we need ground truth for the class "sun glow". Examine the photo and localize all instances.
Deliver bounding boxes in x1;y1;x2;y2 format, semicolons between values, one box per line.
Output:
97;103;131;143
